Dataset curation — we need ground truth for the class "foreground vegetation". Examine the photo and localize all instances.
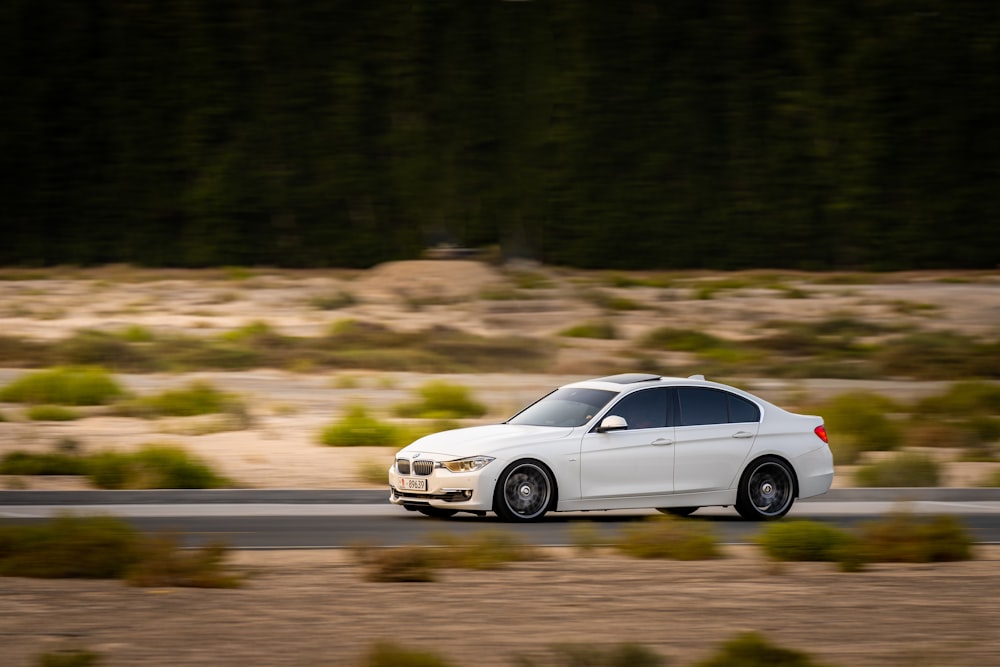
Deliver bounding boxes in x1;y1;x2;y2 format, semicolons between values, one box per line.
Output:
0;515;240;587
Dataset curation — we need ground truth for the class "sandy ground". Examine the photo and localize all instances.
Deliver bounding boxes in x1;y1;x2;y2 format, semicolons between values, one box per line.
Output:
3;546;1000;667
1;262;999;490
3;264;1000;667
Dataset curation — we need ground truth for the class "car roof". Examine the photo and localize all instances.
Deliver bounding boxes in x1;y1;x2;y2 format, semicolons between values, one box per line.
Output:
568;373;711;391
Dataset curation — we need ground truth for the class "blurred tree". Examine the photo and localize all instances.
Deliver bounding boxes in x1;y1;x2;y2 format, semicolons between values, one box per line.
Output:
0;0;996;268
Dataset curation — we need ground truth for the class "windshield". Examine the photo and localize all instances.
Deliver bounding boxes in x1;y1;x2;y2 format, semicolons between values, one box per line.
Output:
506;387;617;427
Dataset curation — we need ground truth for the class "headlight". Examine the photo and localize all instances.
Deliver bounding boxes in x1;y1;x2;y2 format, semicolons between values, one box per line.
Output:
440;456;495;473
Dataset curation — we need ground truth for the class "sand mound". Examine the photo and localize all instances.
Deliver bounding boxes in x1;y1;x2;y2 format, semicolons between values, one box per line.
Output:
353;260;503;302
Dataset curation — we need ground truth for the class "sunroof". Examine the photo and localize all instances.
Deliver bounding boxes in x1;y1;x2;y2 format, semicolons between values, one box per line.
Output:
593;373;662;384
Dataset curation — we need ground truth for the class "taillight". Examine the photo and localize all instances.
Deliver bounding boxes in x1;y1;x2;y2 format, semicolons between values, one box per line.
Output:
814;424;829;443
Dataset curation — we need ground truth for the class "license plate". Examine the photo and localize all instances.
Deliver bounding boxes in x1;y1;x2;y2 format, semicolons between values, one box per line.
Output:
400;477;427;492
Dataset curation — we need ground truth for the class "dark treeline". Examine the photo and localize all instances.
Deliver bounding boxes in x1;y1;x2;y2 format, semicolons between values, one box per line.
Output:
2;1;998;269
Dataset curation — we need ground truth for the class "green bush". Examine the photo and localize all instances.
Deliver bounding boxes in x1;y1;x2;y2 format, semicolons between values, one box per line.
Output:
615;515;720;560
0;366;125;405
640;327;725;352
431;530;539;570
86;445;229;489
858;512;973;563
694;632;829;667
0;514;241;586
26;405;81;421
35;649;102;667
518;643;664;667
756;520;854;562
118;381;236;417
822;392;903;464
981;468;1000;487
320;406;405;446
362;642;455;667
0;451;88;475
853;452;940;487
0;515;141;579
363;546;439;583
393;381;487;419
558;320;618;339
360;530;539;582
916;380;1000;416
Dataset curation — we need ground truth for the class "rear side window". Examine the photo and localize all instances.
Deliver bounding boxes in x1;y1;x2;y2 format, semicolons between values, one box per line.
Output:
677;387;760;426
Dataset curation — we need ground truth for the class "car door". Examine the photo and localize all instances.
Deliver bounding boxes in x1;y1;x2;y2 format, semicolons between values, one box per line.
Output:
672;387;761;493
580;387;675;498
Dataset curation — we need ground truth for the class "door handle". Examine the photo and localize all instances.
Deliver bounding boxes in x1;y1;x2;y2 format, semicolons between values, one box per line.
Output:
651;438;674;446
732;431;754;439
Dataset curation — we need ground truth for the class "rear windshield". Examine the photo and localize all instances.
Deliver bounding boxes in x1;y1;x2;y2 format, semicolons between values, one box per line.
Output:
506;387;617;427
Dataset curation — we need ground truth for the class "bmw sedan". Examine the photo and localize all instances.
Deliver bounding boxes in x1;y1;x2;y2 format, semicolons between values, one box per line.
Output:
388;373;833;521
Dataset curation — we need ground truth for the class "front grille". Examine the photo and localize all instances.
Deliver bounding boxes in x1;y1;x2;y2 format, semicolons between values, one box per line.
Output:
412;460;434;476
396;459;410;475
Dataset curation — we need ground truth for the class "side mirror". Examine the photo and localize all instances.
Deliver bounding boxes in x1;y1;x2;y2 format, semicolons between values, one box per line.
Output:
596;415;628;433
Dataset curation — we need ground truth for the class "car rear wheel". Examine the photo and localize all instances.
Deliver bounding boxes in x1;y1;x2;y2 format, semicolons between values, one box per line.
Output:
415;506;458;518
656;507;698;517
735;456;796;520
493;460;555;522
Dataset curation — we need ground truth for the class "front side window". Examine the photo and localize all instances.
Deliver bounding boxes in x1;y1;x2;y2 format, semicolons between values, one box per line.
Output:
507;387;616;427
604;388;668;430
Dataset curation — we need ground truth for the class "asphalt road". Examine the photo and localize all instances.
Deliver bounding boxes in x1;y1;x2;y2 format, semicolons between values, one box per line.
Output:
3;489;1000;547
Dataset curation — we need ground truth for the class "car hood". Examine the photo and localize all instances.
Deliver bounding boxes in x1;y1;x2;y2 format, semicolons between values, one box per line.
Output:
396;423;574;459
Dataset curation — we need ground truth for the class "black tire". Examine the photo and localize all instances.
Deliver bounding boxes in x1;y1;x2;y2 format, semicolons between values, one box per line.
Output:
656;507;698;517
735;456;796;520
493;460;556;522
415;506;458;518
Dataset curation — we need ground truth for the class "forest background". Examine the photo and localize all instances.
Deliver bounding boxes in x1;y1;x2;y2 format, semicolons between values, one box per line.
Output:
2;0;998;270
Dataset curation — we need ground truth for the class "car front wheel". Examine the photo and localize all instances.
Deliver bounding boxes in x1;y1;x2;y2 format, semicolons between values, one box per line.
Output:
735;456;796;520
493;460;555;522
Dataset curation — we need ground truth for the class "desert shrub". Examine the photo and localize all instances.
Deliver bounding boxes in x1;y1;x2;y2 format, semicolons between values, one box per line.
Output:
86;445;229;489
431;530;539;570
0;514;141;578
857;512;973;563
875;331;992;379
917;380;1000;416
568;521;604;554
35;650;102;667
363;641;455;667
393;381;487;419
640;327;725;352
558;320;618;339
0;451;88;475
0;515;241;586
694;632;828;667
822;392;903;464
615;515;720;560
981;469;1000;487
357;459;394;485
0;366;125;405
363;546;440;583
126;537;241;588
853;452;940;487
756;520;854;562
26;405;81;421
309;290;357;310
320;406;404;447
52;330;153;371
360;530;539;582
117;381;237;417
517;643;664;667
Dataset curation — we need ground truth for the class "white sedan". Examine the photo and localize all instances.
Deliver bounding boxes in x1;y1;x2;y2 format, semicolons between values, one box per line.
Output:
388;373;833;521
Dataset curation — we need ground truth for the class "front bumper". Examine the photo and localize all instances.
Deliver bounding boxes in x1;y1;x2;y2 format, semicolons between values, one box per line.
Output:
387;466;493;511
